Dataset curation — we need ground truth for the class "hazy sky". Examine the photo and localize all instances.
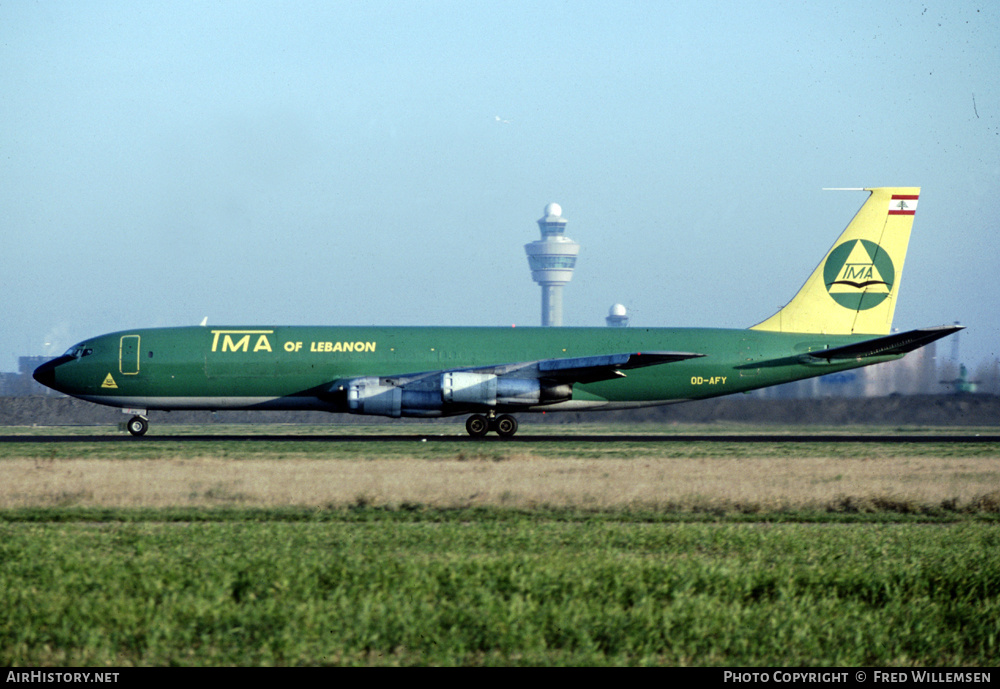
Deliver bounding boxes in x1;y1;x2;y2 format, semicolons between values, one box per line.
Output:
3;1;998;373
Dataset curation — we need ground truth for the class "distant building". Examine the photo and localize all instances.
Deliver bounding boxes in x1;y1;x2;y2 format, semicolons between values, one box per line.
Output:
0;356;57;396
860;342;938;396
606;303;629;327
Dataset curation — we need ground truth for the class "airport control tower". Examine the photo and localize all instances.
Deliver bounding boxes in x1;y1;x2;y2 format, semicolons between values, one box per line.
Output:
525;203;580;326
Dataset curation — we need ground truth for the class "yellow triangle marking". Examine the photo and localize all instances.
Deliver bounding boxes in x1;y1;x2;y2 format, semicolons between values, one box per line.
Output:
101;373;118;389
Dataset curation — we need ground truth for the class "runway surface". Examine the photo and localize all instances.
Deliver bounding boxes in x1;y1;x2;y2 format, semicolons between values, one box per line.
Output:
3;433;1000;443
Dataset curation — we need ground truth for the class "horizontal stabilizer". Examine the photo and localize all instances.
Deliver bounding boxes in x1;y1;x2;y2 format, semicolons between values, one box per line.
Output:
539;351;704;383
806;325;963;361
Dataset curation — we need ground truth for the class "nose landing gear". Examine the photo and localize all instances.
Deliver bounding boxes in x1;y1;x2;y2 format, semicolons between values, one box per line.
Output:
465;413;518;438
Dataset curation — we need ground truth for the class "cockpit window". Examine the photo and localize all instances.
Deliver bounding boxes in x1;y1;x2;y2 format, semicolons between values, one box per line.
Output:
64;345;94;359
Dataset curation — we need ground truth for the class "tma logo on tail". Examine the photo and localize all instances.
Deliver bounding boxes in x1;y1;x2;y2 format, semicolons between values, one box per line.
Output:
823;239;895;310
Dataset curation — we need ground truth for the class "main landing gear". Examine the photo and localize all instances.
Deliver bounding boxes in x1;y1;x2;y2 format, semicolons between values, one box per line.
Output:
126;415;149;437
465;413;518;438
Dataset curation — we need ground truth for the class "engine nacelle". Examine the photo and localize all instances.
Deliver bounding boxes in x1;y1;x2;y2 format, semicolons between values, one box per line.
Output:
441;372;552;406
346;373;571;418
345;377;435;417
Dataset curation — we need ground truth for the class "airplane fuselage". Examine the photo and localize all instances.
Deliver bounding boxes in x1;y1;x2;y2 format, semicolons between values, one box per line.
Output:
34;325;897;415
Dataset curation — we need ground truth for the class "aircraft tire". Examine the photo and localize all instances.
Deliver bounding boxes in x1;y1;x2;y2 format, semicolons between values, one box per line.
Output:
126;416;148;437
465;414;490;438
495;414;518;438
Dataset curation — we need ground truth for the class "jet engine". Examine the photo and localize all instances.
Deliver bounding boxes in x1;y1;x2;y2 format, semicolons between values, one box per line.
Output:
345;372;572;418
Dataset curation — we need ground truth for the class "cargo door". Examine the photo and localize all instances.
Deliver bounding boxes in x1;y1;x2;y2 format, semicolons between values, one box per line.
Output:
120;335;140;375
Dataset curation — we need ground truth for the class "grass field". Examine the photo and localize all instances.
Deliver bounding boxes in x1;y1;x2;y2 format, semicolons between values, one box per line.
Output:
2;424;998;514
1;424;998;666
3;518;998;666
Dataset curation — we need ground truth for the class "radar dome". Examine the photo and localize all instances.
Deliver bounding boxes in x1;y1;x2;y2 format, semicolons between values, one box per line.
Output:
610;303;627;317
544;202;562;218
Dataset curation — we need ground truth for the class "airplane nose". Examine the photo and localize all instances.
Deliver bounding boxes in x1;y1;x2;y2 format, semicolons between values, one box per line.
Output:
33;361;55;387
33;356;72;391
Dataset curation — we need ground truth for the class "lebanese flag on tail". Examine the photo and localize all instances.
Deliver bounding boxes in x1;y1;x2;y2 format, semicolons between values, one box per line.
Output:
888;193;919;215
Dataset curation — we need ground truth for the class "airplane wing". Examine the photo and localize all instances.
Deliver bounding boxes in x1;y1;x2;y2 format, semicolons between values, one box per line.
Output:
804;325;963;361
331;350;705;416
535;351;705;383
352;350;706;387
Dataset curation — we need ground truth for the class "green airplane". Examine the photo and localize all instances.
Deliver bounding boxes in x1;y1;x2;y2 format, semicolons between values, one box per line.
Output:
34;187;960;437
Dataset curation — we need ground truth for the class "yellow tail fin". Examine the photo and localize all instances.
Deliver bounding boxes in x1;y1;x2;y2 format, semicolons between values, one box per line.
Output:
751;187;920;335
